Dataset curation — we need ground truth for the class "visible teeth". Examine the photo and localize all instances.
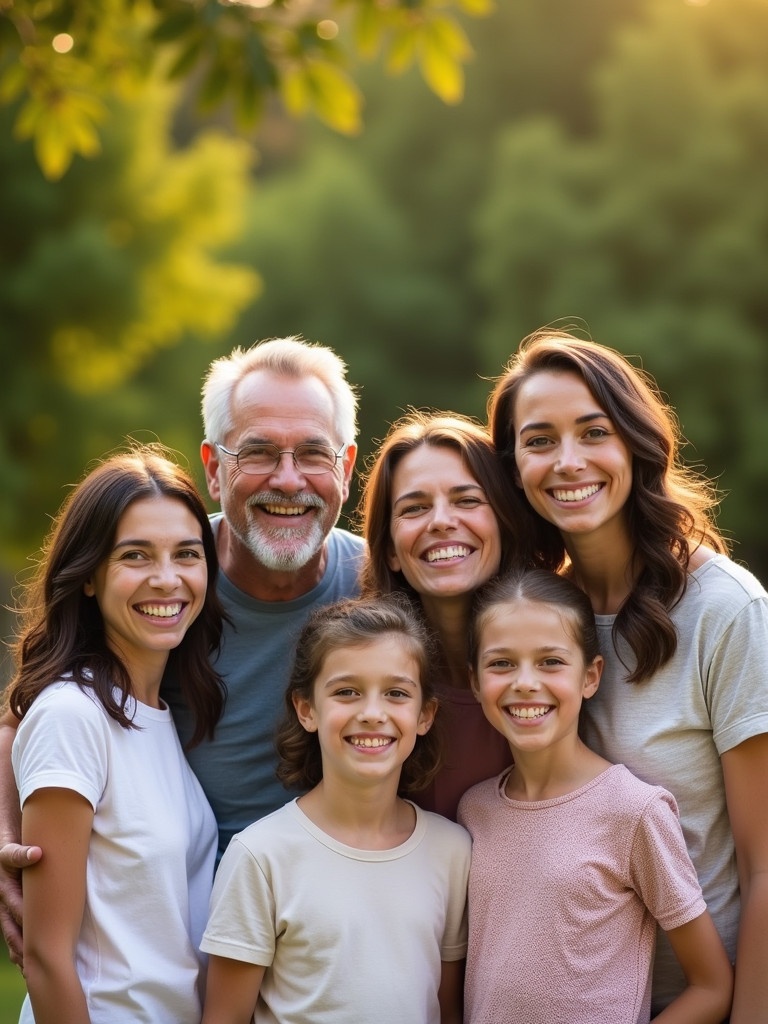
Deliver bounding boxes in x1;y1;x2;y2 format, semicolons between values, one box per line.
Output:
425;545;471;563
137;603;182;618
552;485;600;503
508;706;551;719
263;504;307;516
349;737;392;747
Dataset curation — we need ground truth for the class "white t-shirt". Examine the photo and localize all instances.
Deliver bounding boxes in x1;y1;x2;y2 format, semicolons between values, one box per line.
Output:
201;799;471;1024
12;680;217;1024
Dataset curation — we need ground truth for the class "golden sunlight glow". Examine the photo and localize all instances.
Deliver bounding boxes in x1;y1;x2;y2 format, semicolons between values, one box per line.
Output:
52;33;74;54
317;20;339;40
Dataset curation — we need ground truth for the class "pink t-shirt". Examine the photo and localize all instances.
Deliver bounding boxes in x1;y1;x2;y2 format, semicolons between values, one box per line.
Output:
457;764;706;1024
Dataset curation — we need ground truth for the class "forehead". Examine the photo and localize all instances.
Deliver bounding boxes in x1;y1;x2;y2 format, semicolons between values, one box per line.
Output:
391;444;477;492
316;634;423;682
116;495;200;537
480;599;579;648
229;370;337;443
514;370;601;421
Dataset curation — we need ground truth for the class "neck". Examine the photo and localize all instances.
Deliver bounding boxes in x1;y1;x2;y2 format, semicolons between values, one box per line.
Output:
216;518;328;601
505;738;610;802
563;525;638;615
419;594;473;689
297;778;415;850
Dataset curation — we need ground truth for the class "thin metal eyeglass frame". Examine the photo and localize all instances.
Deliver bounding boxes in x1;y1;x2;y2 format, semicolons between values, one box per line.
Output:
212;441;348;476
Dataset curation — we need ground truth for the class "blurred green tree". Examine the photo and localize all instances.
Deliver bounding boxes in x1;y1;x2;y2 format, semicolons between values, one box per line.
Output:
0;77;258;568
474;0;768;574
0;0;491;180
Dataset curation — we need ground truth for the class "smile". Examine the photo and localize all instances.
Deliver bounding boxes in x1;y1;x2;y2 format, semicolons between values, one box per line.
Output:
261;504;310;516
551;484;601;503
135;602;183;618
347;737;394;748
506;705;552;720
424;545;472;563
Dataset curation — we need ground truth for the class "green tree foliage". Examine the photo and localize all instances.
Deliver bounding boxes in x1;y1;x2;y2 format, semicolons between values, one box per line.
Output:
0;78;258;568
474;0;768;573
0;0;492;179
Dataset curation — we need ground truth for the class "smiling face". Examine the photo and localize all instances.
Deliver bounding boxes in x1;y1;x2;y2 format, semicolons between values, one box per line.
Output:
293;634;436;790
387;444;502;603
472;598;601;758
84;495;208;682
512;370;633;545
202;369;356;575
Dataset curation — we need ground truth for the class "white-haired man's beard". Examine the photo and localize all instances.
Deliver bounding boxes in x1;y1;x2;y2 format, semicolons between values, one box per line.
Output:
236;491;339;572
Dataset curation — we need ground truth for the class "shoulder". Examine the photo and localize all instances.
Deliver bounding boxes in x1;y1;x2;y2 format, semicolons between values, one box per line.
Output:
687;552;767;604
328;527;366;558
18;679;106;729
456;774;503;825
604;765;679;819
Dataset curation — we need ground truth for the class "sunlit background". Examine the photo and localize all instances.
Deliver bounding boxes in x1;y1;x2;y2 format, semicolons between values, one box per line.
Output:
1;0;767;1014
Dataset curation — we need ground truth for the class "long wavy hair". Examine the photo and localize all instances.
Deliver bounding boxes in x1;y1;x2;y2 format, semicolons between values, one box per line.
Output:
488;329;726;682
8;446;226;745
275;596;443;793
356;410;533;600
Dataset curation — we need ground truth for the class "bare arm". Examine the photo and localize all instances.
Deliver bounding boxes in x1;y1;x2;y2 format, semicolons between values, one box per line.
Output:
722;733;768;1024
21;787;93;1024
438;958;464;1024
652;910;733;1023
0;709;41;965
202;955;265;1024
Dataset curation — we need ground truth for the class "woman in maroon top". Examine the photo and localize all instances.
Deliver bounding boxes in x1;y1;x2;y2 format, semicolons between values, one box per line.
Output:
357;411;531;819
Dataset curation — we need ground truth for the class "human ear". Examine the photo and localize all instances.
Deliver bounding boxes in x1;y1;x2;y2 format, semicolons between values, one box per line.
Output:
417;697;438;736
292;693;318;733
84;579;95;597
200;440;222;503
386;545;401;573
582;655;603;700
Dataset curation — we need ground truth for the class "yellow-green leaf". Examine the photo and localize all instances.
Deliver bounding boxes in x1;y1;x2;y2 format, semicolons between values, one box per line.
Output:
419;39;464;104
455;0;495;15
425;14;473;61
352;4;384;60
306;62;363;135
385;28;417;74
280;66;311;116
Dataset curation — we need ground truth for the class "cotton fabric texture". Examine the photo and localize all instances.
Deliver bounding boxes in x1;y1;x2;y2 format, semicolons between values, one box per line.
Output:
582;553;768;1010
457;764;705;1024
202;799;471;1024
13;680;217;1024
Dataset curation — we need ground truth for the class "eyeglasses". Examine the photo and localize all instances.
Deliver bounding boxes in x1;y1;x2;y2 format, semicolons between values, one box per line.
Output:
213;441;347;476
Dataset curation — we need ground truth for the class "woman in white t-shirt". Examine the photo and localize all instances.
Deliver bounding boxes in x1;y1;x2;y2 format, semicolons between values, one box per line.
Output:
8;446;226;1024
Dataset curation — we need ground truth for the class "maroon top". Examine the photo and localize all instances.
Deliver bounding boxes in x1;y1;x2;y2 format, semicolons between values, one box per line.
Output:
411;685;512;822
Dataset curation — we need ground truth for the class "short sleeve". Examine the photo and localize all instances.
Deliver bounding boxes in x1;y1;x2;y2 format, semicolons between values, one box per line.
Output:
629;789;707;932
12;684;109;810
201;837;276;966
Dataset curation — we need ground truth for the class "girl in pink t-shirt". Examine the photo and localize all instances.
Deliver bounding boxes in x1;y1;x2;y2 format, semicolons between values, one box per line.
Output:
457;569;732;1024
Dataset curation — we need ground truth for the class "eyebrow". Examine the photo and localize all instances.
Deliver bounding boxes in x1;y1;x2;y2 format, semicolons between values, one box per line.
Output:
322;674;419;689
239;435;333;447
392;483;485;504
518;411;609;435
112;538;205;550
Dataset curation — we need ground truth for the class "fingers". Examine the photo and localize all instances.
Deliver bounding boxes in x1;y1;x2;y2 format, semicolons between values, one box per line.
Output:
0;843;40;969
0;843;42;870
0;903;23;967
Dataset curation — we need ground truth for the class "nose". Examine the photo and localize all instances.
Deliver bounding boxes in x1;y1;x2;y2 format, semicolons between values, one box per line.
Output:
513;664;540;694
267;450;307;492
357;694;387;723
150;557;181;590
427;497;457;532
554;437;586;475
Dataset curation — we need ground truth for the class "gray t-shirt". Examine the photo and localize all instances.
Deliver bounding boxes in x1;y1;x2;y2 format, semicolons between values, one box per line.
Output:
581;553;768;1012
164;519;365;858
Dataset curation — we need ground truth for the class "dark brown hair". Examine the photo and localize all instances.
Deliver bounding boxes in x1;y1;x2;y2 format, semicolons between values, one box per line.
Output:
8;445;226;745
488;329;726;682
357;409;532;599
275;596;443;793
